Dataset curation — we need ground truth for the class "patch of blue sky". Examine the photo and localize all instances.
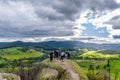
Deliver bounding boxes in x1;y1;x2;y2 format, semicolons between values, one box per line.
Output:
88;16;95;19
81;23;109;38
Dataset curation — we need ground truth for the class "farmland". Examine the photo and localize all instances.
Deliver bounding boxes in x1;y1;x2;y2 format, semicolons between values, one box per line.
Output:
73;50;120;80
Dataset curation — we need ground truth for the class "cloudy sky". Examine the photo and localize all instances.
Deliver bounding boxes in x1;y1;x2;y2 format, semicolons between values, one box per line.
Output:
0;0;120;43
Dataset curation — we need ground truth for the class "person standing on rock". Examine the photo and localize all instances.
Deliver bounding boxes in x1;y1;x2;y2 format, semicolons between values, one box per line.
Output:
67;52;70;59
54;50;59;59
58;49;61;59
50;52;53;61
60;51;65;61
56;50;59;59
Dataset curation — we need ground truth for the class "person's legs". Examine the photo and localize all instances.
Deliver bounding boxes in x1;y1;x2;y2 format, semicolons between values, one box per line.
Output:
56;53;58;59
62;56;63;61
50;56;52;61
60;56;63;61
60;56;62;61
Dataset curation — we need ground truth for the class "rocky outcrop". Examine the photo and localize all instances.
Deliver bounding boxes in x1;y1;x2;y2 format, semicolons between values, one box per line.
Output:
39;68;58;79
0;73;20;80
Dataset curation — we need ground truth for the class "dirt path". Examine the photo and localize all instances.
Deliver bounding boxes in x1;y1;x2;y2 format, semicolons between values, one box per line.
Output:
54;60;80;80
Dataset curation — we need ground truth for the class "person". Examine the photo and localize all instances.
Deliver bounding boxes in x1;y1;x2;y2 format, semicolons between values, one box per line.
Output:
54;51;56;59
50;52;53;61
58;49;61;59
65;52;68;58
60;51;65;61
55;50;59;59
67;52;70;59
53;50;57;59
54;50;60;60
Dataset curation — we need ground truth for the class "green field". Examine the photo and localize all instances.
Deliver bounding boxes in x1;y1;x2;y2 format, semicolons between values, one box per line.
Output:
0;47;43;60
74;50;120;80
76;60;120;80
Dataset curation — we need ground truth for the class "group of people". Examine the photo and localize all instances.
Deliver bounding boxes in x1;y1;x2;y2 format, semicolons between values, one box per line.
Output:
50;50;70;61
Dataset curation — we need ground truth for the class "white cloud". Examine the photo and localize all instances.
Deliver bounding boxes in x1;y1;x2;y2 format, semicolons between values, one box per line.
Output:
73;10;90;37
109;29;120;38
0;0;76;37
115;0;120;3
91;9;120;28
0;0;120;43
84;9;120;39
0;1;39;27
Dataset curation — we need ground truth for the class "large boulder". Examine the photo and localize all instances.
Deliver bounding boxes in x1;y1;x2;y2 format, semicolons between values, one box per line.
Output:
0;73;20;80
39;68;58;79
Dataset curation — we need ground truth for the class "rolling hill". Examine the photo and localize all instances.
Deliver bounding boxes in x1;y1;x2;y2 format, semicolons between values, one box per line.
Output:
0;41;120;50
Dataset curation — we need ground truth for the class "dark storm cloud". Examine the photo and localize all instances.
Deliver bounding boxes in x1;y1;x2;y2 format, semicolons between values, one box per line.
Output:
113;35;120;39
0;0;119;38
21;29;74;37
28;0;82;21
104;15;120;30
71;37;95;41
109;15;120;29
30;0;119;21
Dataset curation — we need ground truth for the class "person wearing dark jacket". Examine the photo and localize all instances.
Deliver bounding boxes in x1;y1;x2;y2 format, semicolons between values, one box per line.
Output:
50;52;53;61
67;52;70;59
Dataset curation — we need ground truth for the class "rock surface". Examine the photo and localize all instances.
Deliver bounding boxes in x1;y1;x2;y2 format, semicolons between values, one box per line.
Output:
40;68;58;79
0;73;20;80
54;60;80;80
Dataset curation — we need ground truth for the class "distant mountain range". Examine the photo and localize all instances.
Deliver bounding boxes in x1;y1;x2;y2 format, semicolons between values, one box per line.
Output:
0;41;120;50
